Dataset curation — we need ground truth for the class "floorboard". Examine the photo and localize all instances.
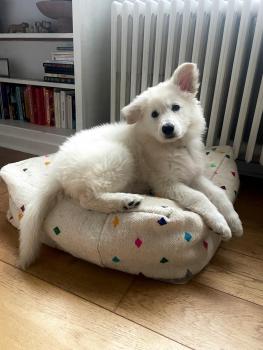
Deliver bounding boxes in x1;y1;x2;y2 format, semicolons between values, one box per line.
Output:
194;248;263;305
0;211;135;311
0;260;185;350
116;277;263;350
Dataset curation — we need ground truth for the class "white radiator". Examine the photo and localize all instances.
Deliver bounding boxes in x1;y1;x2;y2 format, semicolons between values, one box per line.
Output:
111;0;263;166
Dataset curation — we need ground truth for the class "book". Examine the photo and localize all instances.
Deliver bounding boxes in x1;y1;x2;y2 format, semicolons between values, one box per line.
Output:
56;46;73;51
20;86;27;121
72;94;76;129
51;51;73;55
66;91;74;129
44;73;74;79
0;84;73;129
35;87;46;125
51;56;74;62
43;88;54;126
56;44;73;50
44;67;74;75
43;60;74;75
60;90;67;128
0;94;2;119
32;87;39;124
43;60;74;68
0;83;9;119
54;89;61;128
44;76;74;84
0;85;3;119
7;85;19;120
15;86;26;121
51;51;74;61
12;86;20;120
24;86;36;123
24;86;32;122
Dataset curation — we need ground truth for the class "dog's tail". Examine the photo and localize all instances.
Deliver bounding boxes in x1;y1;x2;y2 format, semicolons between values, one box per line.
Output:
19;177;61;269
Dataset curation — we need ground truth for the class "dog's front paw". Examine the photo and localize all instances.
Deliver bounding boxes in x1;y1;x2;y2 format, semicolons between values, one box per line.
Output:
226;212;243;237
207;214;232;240
123;194;143;210
153;206;174;217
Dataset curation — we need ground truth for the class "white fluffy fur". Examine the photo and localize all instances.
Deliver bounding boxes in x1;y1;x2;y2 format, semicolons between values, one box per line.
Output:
19;63;243;268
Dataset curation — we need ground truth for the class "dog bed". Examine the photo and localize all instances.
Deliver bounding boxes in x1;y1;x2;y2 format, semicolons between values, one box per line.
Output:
0;145;239;283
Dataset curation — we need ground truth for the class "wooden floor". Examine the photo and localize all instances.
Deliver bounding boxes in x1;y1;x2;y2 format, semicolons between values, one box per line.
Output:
0;147;262;349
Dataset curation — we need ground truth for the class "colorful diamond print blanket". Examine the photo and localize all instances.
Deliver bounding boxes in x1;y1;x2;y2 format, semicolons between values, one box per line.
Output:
0;146;239;283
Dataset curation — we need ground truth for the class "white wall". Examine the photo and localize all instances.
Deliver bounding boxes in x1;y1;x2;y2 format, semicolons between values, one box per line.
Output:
0;0;57;32
73;0;112;129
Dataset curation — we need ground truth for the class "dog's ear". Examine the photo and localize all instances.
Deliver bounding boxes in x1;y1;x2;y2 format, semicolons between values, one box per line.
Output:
121;95;145;124
171;62;199;95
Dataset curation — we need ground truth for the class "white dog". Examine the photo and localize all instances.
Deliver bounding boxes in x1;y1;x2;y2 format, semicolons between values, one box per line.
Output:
19;63;243;268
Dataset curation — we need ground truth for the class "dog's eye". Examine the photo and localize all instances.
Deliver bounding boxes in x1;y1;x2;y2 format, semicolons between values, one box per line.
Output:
151;110;159;118
171;104;180;112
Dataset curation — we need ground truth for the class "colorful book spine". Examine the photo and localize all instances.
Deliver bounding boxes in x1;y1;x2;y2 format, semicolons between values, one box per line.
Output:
20;86;27;121
6;85;15;120
12;86;19;120
43;61;74;69
56;47;74;51
0;83;75;128
44;69;74;76
0;83;9;119
54;89;61;128
72;95;76;129
24;87;31;122
15;86;25;120
43;61;74;76
44;73;74;79
51;53;74;61
0;87;3;119
66;92;73;129
44;76;74;84
24;86;35;123
35;87;46;125
0;90;2;119
5;85;12;119
43;88;55;126
60;90;67;128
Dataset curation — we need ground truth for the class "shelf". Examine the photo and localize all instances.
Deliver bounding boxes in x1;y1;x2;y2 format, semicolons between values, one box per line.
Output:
0;77;75;90
0;33;73;40
0;119;74;136
0;119;75;155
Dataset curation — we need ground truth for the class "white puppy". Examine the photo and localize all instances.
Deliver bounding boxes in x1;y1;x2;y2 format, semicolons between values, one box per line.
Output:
19;63;243;268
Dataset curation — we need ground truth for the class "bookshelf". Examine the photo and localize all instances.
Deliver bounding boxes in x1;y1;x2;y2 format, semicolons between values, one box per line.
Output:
0;77;75;90
0;0;76;154
0;0;112;155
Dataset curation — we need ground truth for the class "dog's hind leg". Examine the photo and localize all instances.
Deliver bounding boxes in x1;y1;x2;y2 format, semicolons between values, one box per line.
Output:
73;141;144;213
192;175;243;237
157;182;232;240
79;192;143;213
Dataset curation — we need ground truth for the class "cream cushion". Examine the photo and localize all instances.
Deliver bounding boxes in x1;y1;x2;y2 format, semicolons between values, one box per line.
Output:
0;146;239;283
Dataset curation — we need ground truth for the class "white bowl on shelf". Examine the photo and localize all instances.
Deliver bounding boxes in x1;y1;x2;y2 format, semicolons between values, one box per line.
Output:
36;0;73;33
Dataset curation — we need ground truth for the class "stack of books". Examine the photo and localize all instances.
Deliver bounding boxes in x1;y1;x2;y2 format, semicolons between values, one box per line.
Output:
51;44;74;61
0;83;76;129
43;44;74;84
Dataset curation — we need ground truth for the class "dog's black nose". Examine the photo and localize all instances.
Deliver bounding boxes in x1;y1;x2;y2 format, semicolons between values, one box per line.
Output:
162;123;175;137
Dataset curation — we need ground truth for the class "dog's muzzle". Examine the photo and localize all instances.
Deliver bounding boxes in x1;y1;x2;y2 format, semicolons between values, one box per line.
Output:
162;123;176;138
